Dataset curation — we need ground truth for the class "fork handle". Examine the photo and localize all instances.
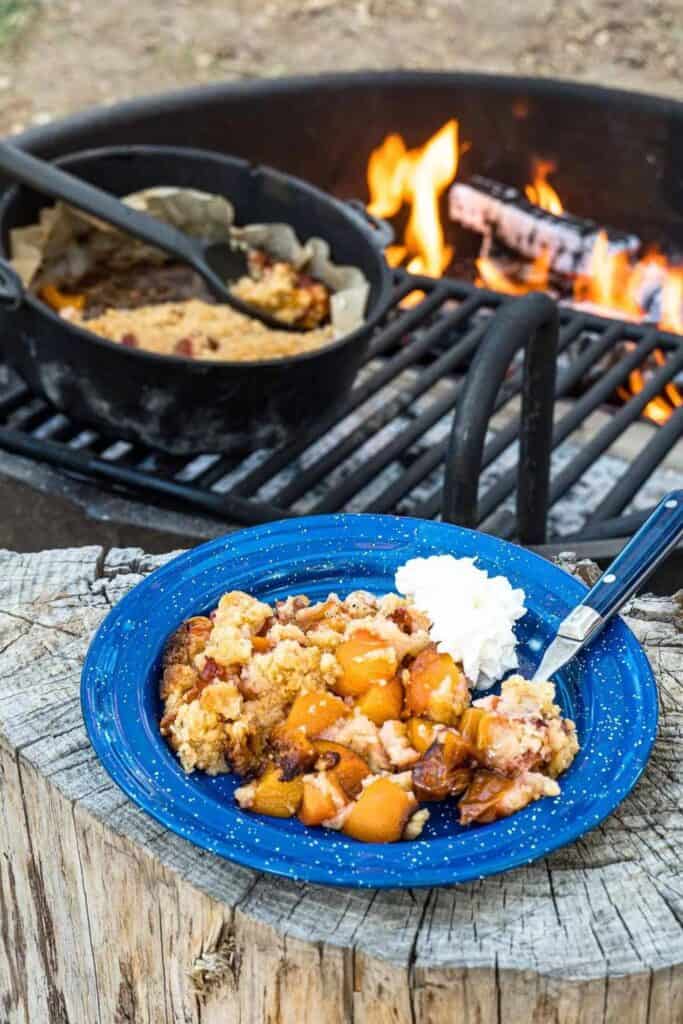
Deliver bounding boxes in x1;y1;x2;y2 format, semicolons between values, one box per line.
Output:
558;491;683;643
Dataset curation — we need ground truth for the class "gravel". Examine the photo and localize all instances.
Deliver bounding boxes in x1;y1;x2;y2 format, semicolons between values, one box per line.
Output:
0;0;681;137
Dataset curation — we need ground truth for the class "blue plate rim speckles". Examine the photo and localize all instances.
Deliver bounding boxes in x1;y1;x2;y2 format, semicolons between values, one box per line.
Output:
81;514;658;889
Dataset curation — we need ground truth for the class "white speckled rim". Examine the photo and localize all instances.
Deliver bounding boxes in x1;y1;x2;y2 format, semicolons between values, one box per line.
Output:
81;515;658;888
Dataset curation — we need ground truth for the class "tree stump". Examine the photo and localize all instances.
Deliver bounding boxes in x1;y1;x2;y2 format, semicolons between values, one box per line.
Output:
0;546;681;1024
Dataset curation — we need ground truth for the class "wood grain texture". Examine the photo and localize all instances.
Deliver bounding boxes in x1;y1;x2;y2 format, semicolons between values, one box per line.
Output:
0;546;680;1023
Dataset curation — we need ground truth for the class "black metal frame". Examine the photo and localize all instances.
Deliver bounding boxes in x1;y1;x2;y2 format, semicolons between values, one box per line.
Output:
0;269;681;549
443;292;558;543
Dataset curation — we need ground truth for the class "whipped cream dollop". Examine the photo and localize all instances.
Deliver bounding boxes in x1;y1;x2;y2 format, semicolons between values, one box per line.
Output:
395;555;527;690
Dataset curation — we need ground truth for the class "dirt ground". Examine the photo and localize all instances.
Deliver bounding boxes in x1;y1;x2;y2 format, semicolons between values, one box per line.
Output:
0;0;681;136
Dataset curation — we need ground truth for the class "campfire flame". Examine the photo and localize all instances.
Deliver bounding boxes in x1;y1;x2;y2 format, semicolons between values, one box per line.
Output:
476;248;552;296
660;268;683;334
573;237;683;422
525;160;563;215
616;345;682;426
365;122;683;423
367;120;458;282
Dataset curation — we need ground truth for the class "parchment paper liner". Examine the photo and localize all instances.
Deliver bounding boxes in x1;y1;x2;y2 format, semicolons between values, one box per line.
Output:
9;186;370;337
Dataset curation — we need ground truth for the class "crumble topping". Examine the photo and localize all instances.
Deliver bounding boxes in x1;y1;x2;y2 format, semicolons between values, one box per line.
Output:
160;585;578;843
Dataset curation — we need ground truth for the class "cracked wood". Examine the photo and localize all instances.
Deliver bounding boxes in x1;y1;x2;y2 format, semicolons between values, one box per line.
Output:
0;546;680;1023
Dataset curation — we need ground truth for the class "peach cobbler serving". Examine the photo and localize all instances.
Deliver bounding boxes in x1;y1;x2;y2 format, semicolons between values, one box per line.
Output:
160;557;579;843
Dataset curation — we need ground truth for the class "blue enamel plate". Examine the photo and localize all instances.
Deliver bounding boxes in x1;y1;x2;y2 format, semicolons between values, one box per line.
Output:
81;515;658;888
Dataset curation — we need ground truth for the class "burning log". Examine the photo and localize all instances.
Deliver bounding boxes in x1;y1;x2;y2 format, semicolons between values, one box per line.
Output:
449;175;640;277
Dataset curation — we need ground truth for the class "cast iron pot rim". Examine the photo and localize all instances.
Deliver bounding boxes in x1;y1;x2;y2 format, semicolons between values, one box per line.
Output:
0;142;394;372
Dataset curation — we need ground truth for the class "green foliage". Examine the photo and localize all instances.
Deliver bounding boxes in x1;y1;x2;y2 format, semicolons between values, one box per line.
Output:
0;0;35;46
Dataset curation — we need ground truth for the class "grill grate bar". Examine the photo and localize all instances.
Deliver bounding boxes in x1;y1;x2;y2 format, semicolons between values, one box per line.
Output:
222;292;484;499
187;280;455;492
360;314;589;518
31;413;73;441
4;398;51;432
181;452;239;489
67;428;100;450
0;381;30;418
0;273;681;545
275;321;488;510
0;426;286;524
590;404;683;521
407;318;622;522
567;507;653;542
470;328;663;525
547;346;683;509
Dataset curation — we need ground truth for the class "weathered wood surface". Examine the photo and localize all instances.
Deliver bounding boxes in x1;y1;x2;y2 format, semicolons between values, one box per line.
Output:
0;545;680;1024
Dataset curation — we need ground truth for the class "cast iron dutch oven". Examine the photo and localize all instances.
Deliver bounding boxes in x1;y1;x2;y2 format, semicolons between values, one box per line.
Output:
0;146;394;454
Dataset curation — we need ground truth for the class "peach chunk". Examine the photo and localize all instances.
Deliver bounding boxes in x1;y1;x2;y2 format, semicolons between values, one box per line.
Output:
458;707;486;747
342;779;416;843
405;717;440;754
458;770;515;825
357;675;404;726
251;635;274;653
405;647;469;725
298;773;350;827
271;724;317;778
458;769;558;825
284;690;349;738
459;707;523;770
313;741;371;797
334;630;397;698
412;731;474;802
250;767;304;818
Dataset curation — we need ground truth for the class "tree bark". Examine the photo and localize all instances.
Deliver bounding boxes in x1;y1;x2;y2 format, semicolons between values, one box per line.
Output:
0;546;680;1024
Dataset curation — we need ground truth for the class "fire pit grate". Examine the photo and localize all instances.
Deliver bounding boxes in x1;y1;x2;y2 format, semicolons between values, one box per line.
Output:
0;268;681;546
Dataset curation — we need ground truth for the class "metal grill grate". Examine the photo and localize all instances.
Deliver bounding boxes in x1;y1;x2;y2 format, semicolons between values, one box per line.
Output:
0;269;681;543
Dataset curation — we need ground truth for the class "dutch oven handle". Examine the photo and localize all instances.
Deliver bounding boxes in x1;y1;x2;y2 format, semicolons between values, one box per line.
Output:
344;199;394;248
0;258;24;311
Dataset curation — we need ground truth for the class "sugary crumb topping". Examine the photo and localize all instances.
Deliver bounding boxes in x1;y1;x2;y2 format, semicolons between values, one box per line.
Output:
160;585;578;843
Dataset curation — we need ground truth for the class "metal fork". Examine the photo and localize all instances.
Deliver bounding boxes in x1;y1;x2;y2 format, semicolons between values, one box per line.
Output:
532;490;683;681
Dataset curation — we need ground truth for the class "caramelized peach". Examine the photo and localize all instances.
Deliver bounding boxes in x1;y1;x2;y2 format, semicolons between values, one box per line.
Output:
314;740;371;797
449;767;473;797
298;773;349;827
250;767;303;818
342;778;416;843
458;707;507;766
284;690;349;737
251;635;274;653
39;282;86;312
271;724;317;778
458;770;516;825
459;769;560;825
334;630;397;697
412;731;474;802
458;707;486;746
405;647;469;725
357;675;404;726
405;717;439;754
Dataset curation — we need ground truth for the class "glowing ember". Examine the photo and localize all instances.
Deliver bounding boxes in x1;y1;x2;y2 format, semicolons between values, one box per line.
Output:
367;120;458;280
616;344;682;426
660;269;683;334
654;348;683;409
525;160;564;215
476;248;551;295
